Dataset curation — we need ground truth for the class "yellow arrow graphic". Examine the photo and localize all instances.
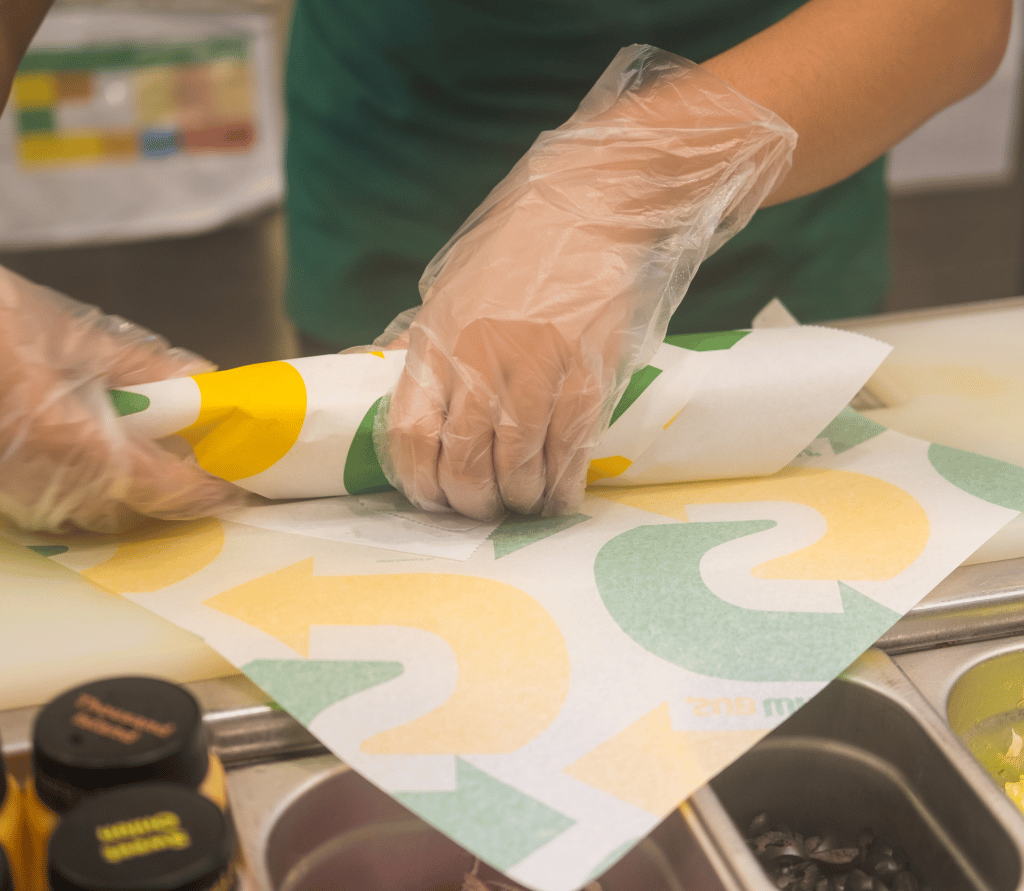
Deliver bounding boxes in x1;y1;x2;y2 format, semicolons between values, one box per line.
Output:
594;466;929;581
204;561;571;754
564;703;765;815
82;518;225;594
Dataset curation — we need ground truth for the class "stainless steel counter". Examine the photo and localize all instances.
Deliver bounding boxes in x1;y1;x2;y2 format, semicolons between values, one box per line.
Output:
878;557;1024;653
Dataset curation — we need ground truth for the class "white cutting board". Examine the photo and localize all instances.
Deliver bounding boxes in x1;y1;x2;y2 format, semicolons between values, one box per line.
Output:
841;298;1024;565
0;535;235;711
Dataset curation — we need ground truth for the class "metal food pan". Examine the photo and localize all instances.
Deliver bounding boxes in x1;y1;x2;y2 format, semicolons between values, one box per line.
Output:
3;680;718;891
7;644;1024;891
896;638;1024;819
226;754;727;891
685;648;1024;891
895;637;1024;741
225;648;1024;891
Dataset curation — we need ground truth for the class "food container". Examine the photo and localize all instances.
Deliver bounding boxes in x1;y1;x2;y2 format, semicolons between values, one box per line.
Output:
219;646;1024;891
686;648;1024;890
225;754;723;891
896;638;1024;824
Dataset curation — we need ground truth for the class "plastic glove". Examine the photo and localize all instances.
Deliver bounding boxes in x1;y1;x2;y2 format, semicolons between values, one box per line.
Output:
376;44;797;520
0;265;244;533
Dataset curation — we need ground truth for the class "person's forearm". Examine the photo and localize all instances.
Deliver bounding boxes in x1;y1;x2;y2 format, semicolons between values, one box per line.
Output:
0;0;56;110
699;0;1012;206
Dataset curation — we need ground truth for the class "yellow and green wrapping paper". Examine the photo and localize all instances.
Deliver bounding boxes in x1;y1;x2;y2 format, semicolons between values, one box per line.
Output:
8;325;1024;891
108;326;896;499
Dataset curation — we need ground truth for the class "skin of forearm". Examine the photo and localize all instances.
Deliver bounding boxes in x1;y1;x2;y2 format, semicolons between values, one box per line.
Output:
0;0;56;110
699;0;1014;206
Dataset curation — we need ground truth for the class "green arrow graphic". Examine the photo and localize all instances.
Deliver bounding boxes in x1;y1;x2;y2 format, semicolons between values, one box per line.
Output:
595;522;899;682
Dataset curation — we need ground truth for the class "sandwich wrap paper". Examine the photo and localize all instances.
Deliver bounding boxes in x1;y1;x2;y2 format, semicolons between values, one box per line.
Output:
7;325;1024;891
108;327;896;558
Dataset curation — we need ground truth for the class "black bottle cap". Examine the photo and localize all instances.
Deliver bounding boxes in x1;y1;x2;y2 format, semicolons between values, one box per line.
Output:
32;677;210;813
48;783;235;891
0;845;12;891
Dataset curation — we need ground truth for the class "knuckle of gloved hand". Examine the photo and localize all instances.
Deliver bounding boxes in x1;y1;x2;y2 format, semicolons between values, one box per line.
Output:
439;435;491;483
390;420;442;472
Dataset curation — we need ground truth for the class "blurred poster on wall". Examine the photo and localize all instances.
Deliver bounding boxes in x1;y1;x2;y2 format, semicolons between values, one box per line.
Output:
0;10;283;248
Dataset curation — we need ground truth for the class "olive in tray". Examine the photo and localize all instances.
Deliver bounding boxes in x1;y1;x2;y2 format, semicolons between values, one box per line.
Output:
744;813;927;891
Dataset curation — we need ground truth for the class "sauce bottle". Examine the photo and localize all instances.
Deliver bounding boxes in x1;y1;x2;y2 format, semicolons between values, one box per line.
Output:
24;677;227;891
0;738;24;890
0;846;13;891
47;783;236;891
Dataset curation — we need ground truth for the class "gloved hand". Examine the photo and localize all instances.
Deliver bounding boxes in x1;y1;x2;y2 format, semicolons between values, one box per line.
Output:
0;265;243;533
376;45;797;521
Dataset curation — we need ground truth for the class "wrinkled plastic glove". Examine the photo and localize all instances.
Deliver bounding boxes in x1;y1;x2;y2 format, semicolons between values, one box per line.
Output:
376;44;797;521
0;265;244;533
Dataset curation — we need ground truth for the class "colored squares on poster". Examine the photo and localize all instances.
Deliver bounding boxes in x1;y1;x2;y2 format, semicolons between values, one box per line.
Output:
175;64;213;130
181;122;253;150
135;65;176;126
103;131;138;160
17;107;54;133
55;72;134;131
54;70;92;101
208;59;253;120
16;36;248;73
141;128;178;158
19;132;105;165
13;37;257;167
176;64;212;104
13;73;56;108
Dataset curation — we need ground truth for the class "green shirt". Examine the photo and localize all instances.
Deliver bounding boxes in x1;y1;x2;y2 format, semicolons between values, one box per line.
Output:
285;0;888;348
